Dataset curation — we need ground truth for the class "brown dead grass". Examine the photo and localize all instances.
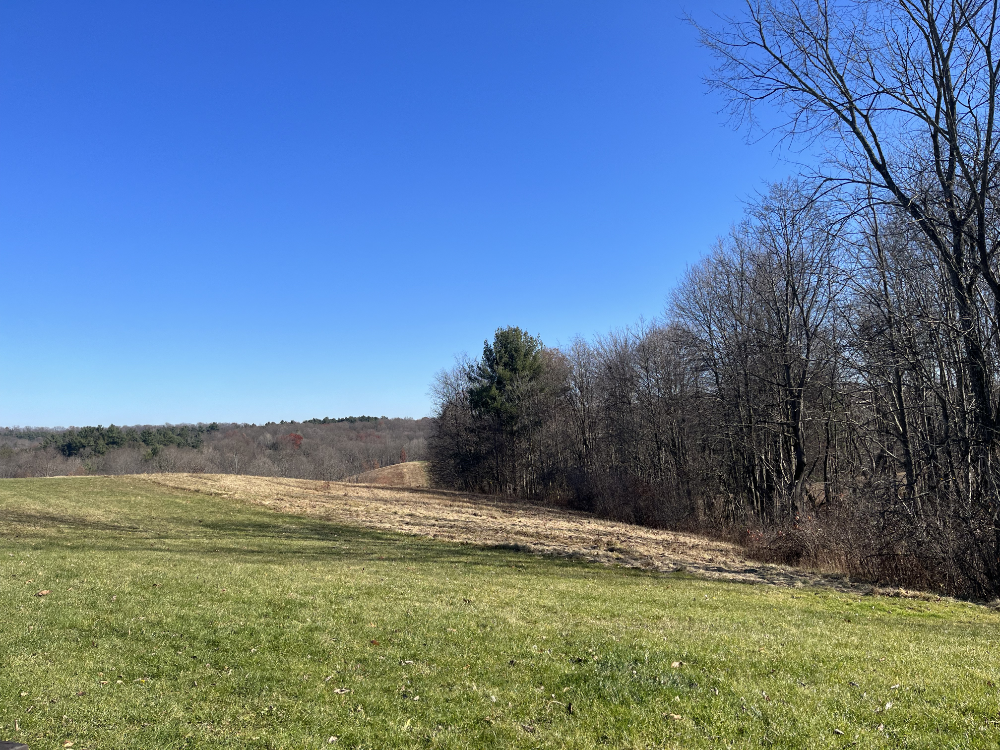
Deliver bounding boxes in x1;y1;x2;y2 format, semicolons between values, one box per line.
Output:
132;472;878;593
344;460;431;488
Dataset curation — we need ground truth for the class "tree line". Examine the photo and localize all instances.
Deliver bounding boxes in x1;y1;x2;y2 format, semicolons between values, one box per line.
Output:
42;423;220;456
431;0;1000;599
0;418;431;481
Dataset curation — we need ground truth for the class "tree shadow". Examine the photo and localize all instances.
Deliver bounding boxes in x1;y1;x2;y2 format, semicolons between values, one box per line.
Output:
1;503;601;577
1;508;146;533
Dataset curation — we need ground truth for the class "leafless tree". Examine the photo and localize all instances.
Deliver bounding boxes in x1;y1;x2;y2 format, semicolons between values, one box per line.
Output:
694;0;1000;598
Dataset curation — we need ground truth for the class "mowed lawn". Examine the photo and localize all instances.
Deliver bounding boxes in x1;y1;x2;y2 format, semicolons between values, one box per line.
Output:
1;478;998;749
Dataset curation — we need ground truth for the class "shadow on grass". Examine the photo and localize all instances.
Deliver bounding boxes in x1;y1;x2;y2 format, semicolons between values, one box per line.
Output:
1;508;147;533
1;503;619;579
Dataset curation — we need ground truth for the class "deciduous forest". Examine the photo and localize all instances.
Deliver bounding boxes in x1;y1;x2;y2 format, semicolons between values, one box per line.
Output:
431;0;1000;599
0;417;430;481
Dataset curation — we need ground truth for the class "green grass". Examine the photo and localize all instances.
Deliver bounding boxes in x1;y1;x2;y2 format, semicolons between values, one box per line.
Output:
1;477;998;749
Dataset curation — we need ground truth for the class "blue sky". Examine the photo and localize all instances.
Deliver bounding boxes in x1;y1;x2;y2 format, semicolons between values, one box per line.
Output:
1;0;790;426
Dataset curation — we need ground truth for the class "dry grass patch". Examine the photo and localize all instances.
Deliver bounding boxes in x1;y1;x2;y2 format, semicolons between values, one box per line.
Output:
138;472;859;591
4;476;999;749
344;460;432;488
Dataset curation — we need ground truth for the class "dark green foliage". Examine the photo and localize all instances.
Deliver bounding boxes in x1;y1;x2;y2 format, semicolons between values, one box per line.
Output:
42;424;211;457
431;327;568;498
298;415;384;425
468;327;544;425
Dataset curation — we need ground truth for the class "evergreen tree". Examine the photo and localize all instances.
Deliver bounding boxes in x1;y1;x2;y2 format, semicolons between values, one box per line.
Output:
468;327;544;425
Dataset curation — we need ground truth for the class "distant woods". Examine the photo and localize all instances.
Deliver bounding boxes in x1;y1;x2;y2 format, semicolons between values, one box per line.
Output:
0;417;430;481
431;0;1000;600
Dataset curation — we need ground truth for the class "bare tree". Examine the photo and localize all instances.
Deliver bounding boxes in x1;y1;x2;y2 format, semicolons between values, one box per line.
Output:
697;0;1000;597
673;181;844;523
700;0;999;435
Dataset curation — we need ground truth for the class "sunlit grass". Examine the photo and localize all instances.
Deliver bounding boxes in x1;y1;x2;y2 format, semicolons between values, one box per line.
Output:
1;476;998;749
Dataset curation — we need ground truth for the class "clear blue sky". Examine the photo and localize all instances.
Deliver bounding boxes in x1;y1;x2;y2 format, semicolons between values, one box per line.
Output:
1;0;789;427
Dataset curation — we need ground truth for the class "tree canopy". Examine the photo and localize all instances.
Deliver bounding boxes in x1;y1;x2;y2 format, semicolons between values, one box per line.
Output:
468;327;545;426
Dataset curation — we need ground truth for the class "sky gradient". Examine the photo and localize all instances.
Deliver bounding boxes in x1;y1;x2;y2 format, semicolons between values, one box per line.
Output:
1;0;791;427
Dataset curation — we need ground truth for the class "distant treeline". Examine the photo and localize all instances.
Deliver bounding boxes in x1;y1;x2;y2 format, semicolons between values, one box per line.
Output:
0;418;430;481
301;416;384;425
36;417;389;457
42;424;220;457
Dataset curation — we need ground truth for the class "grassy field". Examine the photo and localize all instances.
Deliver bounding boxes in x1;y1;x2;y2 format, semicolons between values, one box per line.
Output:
1;477;998;749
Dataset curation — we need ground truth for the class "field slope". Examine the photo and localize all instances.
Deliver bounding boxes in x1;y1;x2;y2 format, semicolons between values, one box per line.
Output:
1;476;998;749
344;461;432;488
139;472;851;589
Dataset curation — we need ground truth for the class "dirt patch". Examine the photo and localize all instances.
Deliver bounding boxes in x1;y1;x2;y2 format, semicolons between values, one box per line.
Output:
137;473;872;592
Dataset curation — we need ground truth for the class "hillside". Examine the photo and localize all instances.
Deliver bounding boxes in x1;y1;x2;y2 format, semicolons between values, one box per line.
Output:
142;472;883;592
4;476;1000;748
0;418;432;481
3;476;999;749
345;460;432;488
